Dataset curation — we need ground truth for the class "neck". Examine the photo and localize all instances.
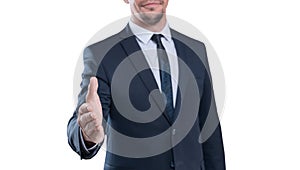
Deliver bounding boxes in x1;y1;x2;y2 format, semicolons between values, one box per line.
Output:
131;15;167;32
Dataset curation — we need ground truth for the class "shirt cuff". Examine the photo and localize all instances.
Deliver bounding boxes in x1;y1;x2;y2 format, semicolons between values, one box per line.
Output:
79;128;99;152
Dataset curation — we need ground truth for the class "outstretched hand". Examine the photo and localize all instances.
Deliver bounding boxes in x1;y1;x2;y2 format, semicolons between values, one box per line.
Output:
77;77;104;144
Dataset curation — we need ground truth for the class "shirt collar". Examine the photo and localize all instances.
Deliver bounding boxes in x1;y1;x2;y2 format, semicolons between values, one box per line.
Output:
129;20;172;44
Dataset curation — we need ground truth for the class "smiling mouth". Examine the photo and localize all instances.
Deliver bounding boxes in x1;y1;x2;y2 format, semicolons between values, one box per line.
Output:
142;2;162;8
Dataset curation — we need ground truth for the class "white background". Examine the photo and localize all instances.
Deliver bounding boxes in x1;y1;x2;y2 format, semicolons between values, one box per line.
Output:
0;0;299;169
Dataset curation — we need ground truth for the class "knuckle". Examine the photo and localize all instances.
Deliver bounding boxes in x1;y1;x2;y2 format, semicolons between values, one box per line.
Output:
95;124;102;131
79;103;89;113
80;116;85;123
94;120;100;127
97;126;102;131
90;112;95;119
87;105;93;112
77;117;82;125
79;103;85;110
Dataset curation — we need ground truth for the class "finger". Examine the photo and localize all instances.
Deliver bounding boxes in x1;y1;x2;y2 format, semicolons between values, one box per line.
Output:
78;103;93;115
86;77;98;103
84;119;102;132
78;112;97;128
83;121;103;139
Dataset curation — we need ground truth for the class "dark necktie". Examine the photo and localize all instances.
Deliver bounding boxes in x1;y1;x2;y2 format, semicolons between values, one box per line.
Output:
151;34;174;121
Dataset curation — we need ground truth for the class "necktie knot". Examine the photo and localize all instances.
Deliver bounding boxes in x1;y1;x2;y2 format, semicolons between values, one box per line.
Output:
151;34;164;49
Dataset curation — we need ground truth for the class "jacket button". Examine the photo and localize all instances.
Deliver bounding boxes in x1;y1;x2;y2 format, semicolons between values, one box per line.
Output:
170;160;175;168
172;129;176;135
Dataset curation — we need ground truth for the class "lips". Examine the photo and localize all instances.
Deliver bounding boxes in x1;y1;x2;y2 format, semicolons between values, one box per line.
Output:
142;1;162;8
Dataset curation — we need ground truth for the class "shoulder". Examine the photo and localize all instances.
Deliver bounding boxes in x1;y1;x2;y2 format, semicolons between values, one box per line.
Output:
171;28;210;72
170;28;206;49
171;28;207;60
82;26;130;65
85;28;126;54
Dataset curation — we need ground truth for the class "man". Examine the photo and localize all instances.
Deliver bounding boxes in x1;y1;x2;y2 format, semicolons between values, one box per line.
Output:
67;0;225;169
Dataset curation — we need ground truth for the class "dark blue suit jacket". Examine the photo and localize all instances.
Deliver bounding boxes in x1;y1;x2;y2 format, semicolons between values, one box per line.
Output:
67;25;225;170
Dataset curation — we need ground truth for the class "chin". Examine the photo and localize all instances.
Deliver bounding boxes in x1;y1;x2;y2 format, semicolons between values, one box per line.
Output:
140;12;164;25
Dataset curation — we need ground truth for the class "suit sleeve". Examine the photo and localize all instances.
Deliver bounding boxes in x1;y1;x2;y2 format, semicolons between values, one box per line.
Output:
67;47;105;159
198;44;226;170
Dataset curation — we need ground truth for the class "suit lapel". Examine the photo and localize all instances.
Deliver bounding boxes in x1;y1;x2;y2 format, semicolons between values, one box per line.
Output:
120;28;174;124
172;37;190;122
120;35;160;96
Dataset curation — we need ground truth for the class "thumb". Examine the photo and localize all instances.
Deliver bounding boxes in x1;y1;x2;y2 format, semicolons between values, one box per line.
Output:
86;77;98;102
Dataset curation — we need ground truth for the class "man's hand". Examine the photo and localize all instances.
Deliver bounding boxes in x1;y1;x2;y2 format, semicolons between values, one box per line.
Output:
77;77;104;144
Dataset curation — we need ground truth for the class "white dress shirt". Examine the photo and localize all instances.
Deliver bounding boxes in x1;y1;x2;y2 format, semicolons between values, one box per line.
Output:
129;20;179;106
